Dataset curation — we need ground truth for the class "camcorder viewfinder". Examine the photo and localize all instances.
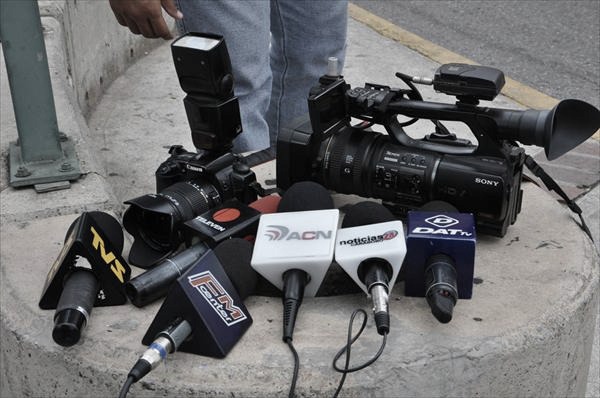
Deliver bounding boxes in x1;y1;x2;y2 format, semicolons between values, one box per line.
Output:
277;63;600;236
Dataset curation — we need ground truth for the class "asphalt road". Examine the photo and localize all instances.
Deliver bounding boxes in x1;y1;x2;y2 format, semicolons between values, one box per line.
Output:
352;0;600;108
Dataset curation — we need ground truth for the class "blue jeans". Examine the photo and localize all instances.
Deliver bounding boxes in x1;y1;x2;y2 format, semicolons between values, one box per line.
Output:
175;0;348;154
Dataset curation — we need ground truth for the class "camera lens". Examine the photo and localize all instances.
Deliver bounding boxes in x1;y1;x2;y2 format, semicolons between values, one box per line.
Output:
321;127;382;197
123;180;221;267
159;180;220;225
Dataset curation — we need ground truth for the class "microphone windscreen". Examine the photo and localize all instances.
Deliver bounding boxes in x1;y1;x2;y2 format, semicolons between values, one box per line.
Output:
278;181;334;212
419;200;458;212
249;194;281;214
214;238;257;299
342;201;396;228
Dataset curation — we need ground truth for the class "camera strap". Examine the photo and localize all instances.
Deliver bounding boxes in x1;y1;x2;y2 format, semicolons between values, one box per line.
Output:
524;155;593;242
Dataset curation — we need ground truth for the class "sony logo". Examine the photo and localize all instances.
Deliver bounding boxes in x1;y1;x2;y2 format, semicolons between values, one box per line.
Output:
474;177;499;187
412;227;473;237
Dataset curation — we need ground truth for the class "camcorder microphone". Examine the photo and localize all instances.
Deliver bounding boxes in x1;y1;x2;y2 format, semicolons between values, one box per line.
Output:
39;212;131;347
404;201;476;323
125;195;280;307
120;238;257;398
335;201;407;335
251;181;339;342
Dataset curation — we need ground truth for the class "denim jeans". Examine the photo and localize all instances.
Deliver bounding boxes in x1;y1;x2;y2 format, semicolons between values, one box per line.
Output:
175;0;348;154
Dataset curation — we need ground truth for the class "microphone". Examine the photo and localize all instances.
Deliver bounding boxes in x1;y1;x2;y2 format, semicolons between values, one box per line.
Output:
404;201;476;323
125;195;280;307
251;181;339;342
335;201;407;335
39;212;131;347
121;238;257;397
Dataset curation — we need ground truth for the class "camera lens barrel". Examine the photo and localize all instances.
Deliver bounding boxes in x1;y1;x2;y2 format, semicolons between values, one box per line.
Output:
160;180;220;223
320;127;438;206
52;269;99;347
312;125;516;236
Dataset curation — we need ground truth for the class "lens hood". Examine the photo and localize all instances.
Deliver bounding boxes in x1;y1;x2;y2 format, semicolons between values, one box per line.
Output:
123;194;180;268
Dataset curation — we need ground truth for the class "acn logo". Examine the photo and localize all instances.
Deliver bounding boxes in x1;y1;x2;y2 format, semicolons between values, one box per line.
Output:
425;215;459;228
188;271;247;326
264;225;332;241
264;225;290;241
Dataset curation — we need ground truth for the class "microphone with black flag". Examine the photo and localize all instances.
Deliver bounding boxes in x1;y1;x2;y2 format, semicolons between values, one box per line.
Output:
119;238;257;398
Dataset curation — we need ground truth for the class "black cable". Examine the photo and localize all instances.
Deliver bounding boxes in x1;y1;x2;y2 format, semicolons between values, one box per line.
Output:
286;338;300;398
332;309;388;398
118;375;135;398
525;155;594;242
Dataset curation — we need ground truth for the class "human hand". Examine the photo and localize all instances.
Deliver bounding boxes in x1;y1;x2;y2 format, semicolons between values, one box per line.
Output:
109;0;183;39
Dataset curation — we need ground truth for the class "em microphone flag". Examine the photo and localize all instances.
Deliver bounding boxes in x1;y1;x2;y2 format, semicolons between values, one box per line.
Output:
251;209;339;297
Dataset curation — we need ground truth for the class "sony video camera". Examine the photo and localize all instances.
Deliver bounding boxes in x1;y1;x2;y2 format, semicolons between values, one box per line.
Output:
277;63;600;237
123;33;257;268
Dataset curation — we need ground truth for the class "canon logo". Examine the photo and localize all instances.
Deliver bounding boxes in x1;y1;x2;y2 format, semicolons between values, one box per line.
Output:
186;164;205;173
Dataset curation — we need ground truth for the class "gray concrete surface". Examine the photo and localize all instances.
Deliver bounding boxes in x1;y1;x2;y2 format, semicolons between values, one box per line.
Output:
1;3;599;397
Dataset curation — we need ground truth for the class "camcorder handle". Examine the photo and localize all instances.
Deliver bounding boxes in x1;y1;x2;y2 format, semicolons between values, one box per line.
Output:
383;97;599;161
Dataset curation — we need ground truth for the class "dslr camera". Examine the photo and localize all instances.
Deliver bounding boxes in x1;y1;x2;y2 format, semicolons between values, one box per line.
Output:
277;63;599;237
123;33;257;268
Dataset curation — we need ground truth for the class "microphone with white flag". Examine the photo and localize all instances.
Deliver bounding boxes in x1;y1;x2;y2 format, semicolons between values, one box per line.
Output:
335;201;407;335
251;181;338;342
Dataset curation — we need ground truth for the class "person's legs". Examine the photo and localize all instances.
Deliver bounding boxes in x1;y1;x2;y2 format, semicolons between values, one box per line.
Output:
175;0;272;153
268;0;348;148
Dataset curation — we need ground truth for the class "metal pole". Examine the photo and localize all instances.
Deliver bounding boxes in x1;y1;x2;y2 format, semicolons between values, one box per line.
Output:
1;0;80;189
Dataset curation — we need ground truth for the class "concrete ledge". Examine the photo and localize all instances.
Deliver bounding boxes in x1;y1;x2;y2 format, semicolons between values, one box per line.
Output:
1;183;598;397
1;2;165;224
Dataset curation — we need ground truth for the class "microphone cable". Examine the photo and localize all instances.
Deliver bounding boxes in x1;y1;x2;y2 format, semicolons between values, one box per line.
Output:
332;309;388;398
286;338;300;398
524;155;594;242
118;375;135;398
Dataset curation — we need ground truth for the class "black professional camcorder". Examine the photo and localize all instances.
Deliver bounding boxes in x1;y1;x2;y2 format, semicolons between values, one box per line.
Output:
277;63;600;236
123;33;257;268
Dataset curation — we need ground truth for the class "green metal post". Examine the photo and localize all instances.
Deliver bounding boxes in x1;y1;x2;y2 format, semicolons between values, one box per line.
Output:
1;0;80;189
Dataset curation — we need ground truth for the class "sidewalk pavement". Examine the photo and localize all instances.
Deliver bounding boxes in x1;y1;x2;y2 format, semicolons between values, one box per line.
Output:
1;8;598;397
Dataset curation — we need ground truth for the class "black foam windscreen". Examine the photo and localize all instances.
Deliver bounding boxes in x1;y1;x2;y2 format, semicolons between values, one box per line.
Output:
419;200;458;213
277;181;334;213
213;238;257;299
342;201;396;228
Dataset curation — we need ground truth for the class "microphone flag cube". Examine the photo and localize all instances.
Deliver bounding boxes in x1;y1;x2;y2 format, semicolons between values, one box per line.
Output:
404;211;476;299
251;209;339;297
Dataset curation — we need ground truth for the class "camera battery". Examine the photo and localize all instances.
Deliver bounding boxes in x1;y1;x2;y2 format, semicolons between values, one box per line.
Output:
433;63;505;101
